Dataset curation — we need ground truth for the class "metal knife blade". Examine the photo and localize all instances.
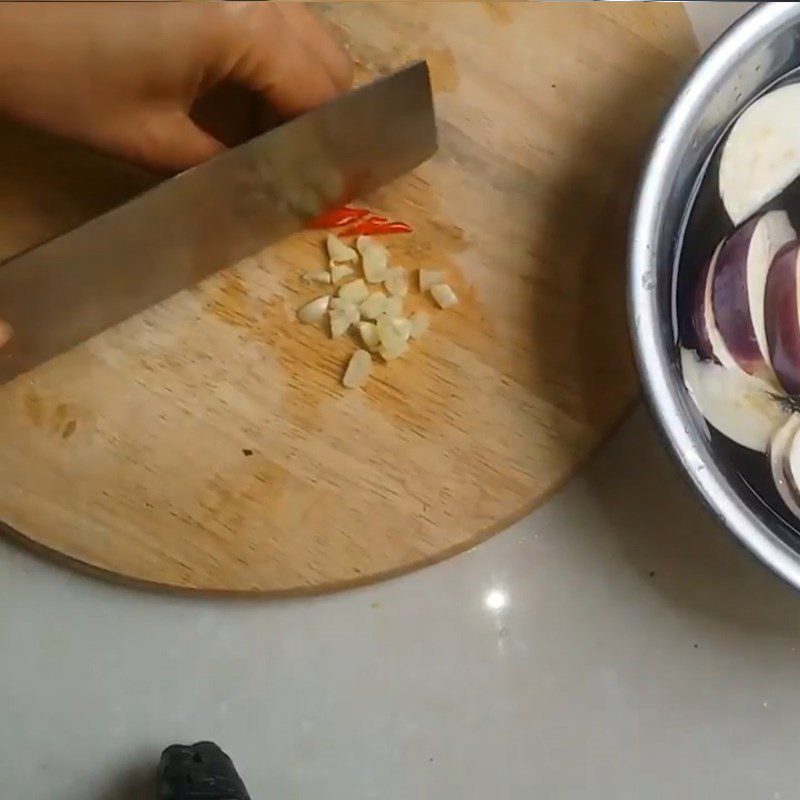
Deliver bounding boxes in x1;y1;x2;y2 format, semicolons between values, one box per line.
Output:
0;61;437;382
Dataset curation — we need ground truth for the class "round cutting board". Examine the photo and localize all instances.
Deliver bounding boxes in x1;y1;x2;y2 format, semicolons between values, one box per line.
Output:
0;3;696;594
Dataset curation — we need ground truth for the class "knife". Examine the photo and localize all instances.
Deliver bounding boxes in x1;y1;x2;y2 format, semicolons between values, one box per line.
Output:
0;61;437;382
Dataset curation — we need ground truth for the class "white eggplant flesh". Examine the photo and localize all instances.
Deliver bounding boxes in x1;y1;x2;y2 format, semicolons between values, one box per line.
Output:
719;83;800;225
681;347;788;452
769;414;800;517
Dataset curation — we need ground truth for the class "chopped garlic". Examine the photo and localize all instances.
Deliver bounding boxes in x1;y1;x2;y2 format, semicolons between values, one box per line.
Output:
431;283;458;309
303;270;332;285
330;263;355;283
343;349;372;389
362;243;389;283
384;267;408;297
409;311;430;340
359;291;388;320
327;233;357;263
359;321;380;350
419;268;446;292
338;278;369;305
379;341;409;361
295;226;443;386
297;295;330;324
384;296;404;318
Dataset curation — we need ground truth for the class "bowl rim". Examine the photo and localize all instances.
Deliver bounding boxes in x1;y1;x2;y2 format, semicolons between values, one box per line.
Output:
629;1;800;590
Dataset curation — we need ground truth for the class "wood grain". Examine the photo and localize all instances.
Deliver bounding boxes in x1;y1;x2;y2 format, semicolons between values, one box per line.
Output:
0;2;696;594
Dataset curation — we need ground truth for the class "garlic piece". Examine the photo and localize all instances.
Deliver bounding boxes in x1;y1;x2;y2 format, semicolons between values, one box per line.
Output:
362;244;389;283
384;266;408;297
345;304;360;325
327;233;357;263
377;315;406;351
330;310;353;339
356;235;376;256
409;311;430;340
297;295;331;324
329;301;358;325
303;270;332;285
330;263;355;283
393;317;412;342
431;283;458;309
359;291;388;320
419;268;446;292
359;321;380;350
384;296;404;318
379;341;409;361
343;349;372;389
338;278;369;305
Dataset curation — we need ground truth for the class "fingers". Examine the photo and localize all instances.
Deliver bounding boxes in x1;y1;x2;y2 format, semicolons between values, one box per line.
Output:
121;111;225;173
162;116;225;172
278;5;353;94
213;3;353;119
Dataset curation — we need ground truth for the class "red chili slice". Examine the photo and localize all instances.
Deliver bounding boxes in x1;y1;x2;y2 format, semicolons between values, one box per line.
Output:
371;221;413;234
339;216;387;236
307;206;370;229
340;217;412;237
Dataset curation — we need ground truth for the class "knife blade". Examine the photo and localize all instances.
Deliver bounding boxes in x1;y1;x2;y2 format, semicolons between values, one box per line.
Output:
0;61;437;382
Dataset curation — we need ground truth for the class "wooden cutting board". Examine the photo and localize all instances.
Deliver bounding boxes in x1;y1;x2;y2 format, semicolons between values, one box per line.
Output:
0;2;696;594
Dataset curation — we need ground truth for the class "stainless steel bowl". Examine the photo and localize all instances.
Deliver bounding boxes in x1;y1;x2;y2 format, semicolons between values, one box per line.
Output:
630;3;800;589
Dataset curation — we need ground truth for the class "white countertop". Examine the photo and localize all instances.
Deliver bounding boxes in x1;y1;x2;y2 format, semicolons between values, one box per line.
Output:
4;5;795;799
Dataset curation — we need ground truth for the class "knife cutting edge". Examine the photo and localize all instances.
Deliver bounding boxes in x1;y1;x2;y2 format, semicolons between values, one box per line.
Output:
0;60;437;382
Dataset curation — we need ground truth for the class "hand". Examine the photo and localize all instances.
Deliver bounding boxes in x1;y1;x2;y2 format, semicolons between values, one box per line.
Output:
0;2;353;173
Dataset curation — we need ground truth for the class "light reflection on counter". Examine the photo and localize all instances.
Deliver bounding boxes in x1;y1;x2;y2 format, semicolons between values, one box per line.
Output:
484;588;508;611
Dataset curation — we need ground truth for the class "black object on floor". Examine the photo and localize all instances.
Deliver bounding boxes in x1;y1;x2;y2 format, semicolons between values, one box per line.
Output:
158;741;251;800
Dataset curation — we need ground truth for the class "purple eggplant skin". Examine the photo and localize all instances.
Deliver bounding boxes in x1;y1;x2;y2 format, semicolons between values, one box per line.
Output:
766;240;800;396
711;216;762;373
